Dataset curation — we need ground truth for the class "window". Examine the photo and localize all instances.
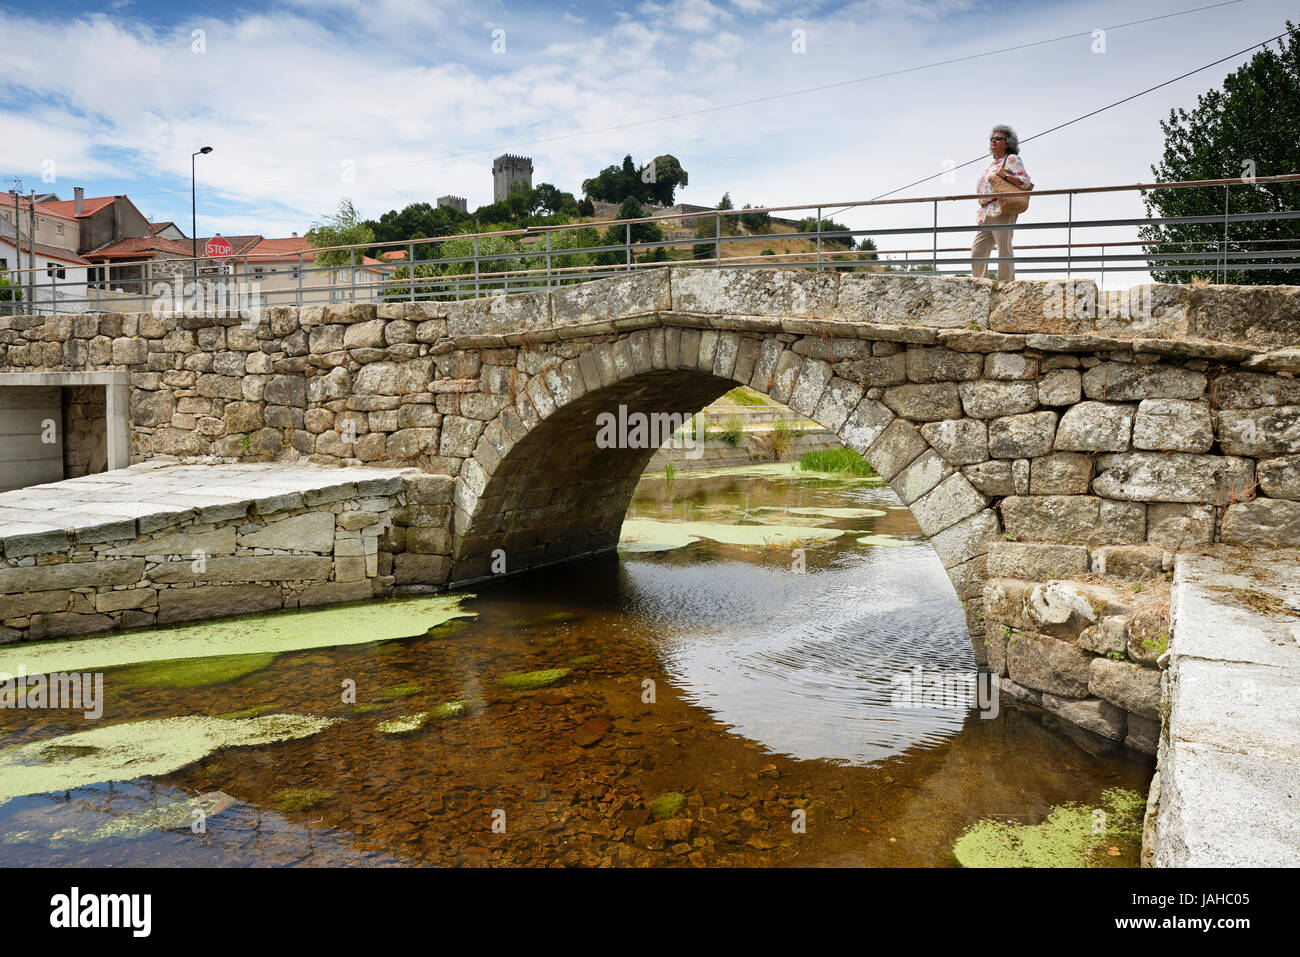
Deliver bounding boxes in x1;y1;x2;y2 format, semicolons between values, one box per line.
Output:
0;258;7;270
47;262;66;279
55;223;64;235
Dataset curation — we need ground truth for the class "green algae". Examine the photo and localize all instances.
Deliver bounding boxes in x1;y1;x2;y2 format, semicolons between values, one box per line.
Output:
380;681;421;700
351;702;387;715
498;668;571;691
952;788;1146;868
269;787;335;812
1;792;236;847
620;518;844;552
0;594;476;680
376;700;466;735
570;654;600;666
114;652;278;689
541;611;583;624
763;506;887;520
0;714;337;805
855;534;908;547
649;792;686;820
426;618;471;640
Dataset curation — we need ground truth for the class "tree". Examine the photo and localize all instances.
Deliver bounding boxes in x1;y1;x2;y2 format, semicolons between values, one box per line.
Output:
0;267;22;314
1140;21;1300;284
740;203;771;233
307;198;376;271
797;215;855;249
717;192;733;210
581;153;690;206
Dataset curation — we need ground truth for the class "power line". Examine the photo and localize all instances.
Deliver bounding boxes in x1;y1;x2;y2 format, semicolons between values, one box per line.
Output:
127;0;1244;203
865;28;1292;204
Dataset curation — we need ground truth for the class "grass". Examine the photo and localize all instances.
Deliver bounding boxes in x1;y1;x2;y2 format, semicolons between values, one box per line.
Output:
798;446;875;476
716;415;745;447
722;387;768;407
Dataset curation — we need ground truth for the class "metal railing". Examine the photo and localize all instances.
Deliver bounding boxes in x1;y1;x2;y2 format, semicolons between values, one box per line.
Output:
1;173;1297;316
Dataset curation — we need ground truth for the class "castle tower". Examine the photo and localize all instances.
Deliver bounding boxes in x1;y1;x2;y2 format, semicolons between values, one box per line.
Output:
492;154;533;203
437;195;467;213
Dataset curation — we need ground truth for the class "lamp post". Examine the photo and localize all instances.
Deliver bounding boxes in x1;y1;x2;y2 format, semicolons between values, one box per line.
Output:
191;146;213;281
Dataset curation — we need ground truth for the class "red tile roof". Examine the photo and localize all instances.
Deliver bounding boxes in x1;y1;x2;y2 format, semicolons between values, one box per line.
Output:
84;235;196;260
38;195;117;219
4;193;78;222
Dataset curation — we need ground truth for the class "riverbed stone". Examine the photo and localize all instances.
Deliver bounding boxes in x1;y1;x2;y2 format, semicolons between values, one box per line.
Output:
988;411;1057;458
1092;452;1254;503
1132;399;1214;453
1054;401;1134;452
1089;657;1161;719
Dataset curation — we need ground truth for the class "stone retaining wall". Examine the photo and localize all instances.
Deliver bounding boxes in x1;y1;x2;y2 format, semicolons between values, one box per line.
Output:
0;465;454;642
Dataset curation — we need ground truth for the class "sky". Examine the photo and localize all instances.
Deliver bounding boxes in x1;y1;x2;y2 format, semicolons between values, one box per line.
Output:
0;0;1295;283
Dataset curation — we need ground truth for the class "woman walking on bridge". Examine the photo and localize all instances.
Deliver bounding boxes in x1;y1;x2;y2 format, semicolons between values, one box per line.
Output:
970;124;1032;281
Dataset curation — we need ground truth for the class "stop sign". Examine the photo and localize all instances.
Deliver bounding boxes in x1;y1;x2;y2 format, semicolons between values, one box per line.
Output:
205;236;234;260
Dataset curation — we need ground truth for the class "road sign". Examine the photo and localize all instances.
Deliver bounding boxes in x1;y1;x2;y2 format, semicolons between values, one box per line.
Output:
205;237;234;260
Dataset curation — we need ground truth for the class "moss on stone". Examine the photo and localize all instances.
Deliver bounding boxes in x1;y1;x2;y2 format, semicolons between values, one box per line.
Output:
380;681;421;700
114;653;278;689
269;787;335;812
649;792;686;820
0;714;336;805
498;668;571;691
952;788;1145;868
376;700;466;735
0;594;476;679
570;654;600;666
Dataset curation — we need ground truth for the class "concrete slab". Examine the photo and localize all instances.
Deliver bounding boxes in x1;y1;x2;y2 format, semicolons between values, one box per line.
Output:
1153;549;1300;867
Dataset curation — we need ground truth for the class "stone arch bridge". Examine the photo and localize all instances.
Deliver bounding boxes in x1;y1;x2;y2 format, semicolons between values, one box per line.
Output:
3;267;1300;761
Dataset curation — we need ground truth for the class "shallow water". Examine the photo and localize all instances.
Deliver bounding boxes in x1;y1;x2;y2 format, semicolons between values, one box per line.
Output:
0;463;1153;867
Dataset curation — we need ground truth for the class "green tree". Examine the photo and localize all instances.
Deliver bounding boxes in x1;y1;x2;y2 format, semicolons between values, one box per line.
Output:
307;198;377;272
1140;21;1300;284
0;266;22;314
644;154;689;206
740;203;771;233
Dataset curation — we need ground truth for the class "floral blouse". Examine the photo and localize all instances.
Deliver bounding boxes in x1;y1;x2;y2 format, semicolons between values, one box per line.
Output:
976;154;1032;223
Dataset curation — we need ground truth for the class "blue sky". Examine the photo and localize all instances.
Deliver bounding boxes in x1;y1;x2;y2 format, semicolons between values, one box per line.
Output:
0;0;1294;277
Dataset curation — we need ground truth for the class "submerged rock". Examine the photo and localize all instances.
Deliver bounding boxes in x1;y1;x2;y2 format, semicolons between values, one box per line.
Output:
498;668;571;691
952;787;1144;867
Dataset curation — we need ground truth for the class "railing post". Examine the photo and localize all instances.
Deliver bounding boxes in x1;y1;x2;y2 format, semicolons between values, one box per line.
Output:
473;235;480;298
715;211;722;270
1100;244;1105;290
545;231;552;288
1222;184;1230;284
409;242;416;302
816;206;823;270
349;247;356;302
625;222;632;272
1067;192;1073;279
297;253;303;306
931;201;937;273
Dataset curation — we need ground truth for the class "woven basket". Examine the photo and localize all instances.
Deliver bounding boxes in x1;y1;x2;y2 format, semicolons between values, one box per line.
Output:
990;158;1032;215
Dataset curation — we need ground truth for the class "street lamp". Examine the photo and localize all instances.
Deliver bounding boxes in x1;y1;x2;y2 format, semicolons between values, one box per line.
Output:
191;146;213;280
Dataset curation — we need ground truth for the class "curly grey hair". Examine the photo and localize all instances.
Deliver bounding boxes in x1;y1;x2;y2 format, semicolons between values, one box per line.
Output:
991;124;1020;155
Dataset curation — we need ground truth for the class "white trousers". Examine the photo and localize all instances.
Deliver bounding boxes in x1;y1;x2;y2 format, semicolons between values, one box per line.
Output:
971;211;1018;281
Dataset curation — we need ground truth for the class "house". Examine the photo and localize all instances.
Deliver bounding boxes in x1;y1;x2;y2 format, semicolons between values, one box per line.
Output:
233;234;394;305
149;222;188;241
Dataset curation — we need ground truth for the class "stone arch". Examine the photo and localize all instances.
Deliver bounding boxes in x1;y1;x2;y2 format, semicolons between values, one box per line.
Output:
449;324;999;661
